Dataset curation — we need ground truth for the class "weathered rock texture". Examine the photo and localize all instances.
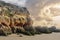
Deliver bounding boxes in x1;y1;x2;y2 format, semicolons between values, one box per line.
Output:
0;1;33;35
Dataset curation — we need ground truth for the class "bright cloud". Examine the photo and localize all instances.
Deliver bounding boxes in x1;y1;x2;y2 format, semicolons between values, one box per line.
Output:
1;0;27;7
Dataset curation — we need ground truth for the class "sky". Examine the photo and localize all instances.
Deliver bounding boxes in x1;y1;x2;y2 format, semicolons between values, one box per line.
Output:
26;0;60;28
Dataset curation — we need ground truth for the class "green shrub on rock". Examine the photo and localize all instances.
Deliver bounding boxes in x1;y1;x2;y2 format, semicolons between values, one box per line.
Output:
23;26;35;35
35;26;52;34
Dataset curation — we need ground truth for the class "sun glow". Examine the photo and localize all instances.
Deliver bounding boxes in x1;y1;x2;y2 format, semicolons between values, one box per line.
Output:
52;4;60;8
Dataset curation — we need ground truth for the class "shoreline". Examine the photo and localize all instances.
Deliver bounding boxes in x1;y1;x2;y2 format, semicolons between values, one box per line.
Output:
0;33;60;40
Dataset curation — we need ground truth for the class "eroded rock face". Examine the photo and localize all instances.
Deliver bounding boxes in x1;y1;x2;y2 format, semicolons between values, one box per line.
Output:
0;1;33;34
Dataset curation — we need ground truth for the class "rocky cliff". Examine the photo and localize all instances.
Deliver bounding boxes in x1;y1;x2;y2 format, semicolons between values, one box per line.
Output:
0;1;33;35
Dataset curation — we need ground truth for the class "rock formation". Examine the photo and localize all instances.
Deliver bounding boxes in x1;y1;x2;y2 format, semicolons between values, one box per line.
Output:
0;1;33;35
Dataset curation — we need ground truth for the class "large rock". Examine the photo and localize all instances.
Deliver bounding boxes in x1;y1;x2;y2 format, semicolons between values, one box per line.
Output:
0;1;33;35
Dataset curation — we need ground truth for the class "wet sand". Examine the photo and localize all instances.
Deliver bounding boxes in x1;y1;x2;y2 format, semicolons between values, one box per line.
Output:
0;33;60;40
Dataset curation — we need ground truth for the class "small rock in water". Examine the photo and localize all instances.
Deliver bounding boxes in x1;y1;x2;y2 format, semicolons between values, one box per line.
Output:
19;34;23;37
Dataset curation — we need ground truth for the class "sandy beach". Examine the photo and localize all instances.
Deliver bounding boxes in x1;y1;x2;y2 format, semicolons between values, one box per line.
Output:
0;33;60;40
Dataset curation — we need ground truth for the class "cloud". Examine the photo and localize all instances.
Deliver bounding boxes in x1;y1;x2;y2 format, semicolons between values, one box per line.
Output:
26;0;60;27
1;0;27;7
